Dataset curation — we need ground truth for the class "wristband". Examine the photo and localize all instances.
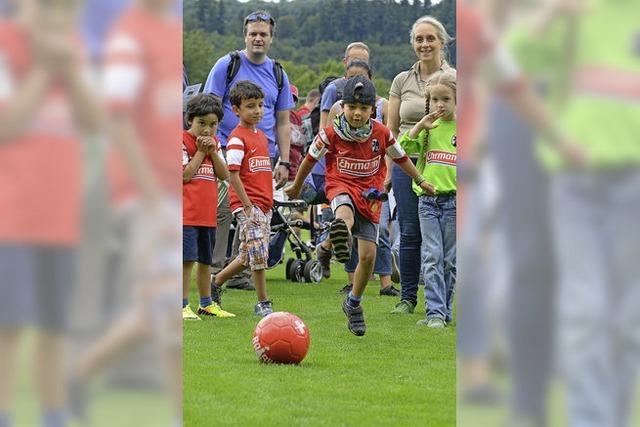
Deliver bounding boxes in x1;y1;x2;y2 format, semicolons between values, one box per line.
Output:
279;161;291;170
413;175;426;185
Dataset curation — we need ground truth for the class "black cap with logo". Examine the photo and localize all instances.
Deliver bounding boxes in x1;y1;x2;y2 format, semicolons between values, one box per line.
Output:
342;75;376;106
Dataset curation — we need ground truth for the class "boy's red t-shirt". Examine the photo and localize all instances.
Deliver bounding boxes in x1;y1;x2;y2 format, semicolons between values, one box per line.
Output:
296;106;311;120
0;21;82;245
103;6;182;205
288;110;304;180
307;120;408;224
226;125;273;214
182;130;220;227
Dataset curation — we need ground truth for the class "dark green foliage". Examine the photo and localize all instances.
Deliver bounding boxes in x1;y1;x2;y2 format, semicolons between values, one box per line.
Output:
184;0;456;98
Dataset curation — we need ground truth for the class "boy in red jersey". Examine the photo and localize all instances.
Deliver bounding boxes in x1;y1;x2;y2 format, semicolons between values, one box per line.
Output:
182;94;234;320
0;1;102;425
286;76;435;336
212;81;276;317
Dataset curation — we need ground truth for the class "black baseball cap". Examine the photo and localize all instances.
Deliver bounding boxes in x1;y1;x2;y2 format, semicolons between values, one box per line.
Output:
342;75;376;106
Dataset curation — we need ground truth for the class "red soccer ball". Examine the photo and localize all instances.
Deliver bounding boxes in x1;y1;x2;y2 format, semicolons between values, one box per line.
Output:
252;312;311;364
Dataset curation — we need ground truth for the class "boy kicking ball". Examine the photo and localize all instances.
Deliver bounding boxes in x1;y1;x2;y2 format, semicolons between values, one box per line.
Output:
286;76;435;335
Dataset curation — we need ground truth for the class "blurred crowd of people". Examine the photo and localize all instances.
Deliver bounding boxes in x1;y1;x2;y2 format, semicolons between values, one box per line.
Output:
0;0;182;426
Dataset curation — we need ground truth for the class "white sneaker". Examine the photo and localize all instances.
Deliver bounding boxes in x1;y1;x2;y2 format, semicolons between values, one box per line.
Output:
417;318;445;328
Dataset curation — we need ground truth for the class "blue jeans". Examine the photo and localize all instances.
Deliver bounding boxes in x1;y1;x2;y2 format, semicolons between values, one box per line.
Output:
418;194;456;321
552;170;640;427
488;96;554;421
392;162;422;305
457;176;490;357
390;215;400;261
345;200;392;276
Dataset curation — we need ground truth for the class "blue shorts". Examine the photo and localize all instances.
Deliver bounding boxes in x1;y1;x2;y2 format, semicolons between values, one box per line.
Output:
183;226;216;265
0;245;76;332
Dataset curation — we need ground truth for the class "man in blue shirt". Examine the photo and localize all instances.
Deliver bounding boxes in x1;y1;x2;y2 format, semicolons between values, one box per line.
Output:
204;10;293;289
318;42;370;129
204;10;293;184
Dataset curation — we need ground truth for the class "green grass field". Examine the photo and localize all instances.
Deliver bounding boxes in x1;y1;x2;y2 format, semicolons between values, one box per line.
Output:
183;263;456;426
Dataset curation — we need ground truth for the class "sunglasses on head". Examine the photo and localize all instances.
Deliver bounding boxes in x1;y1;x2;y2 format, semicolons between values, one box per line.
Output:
244;11;275;27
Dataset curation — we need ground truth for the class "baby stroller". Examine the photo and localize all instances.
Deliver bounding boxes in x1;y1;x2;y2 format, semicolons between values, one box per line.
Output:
267;199;324;283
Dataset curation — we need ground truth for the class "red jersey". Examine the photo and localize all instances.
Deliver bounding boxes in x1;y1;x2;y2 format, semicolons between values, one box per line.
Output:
296;106;311;119
457;3;498;220
0;21;82;245
457;3;495;157
226;126;273;214
288;110;304;180
103;6;182;204
182;130;222;227
306;121;408;223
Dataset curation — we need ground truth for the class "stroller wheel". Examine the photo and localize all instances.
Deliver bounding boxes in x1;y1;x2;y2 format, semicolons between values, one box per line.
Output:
285;258;295;280
288;259;305;282
303;260;323;283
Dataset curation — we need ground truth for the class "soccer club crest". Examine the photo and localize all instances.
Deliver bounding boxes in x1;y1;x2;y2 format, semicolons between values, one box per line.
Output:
451;135;457;147
371;138;379;153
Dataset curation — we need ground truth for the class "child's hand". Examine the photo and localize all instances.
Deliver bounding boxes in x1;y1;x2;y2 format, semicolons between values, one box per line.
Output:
284;184;301;200
33;30;76;74
243;205;254;220
207;141;219;155
556;137;590;169
418;110;444;131
200;136;215;147
196;136;212;153
419;180;436;196
274;165;288;189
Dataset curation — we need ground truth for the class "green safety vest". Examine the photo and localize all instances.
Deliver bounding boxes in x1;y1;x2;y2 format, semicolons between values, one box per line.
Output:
509;0;640;170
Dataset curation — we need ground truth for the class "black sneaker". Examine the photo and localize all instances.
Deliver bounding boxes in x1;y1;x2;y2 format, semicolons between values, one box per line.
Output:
329;218;351;263
379;285;400;297
254;300;274;317
211;282;223;305
226;280;256;291
337;283;353;294
342;299;366;336
390;252;401;284
316;244;332;279
68;375;89;425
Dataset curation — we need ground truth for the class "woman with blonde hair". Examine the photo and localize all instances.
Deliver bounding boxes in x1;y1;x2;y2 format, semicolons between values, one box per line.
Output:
387;15;456;314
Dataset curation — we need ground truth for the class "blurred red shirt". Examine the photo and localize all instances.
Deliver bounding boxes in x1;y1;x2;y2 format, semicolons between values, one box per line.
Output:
0;21;82;245
103;6;182;205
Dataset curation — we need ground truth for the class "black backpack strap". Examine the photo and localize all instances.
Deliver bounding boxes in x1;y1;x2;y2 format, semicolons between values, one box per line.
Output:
225;50;241;90
227;51;285;95
272;60;284;92
333;77;347;100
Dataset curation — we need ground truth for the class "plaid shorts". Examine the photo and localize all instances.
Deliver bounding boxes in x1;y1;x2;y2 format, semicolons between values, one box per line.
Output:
235;206;272;271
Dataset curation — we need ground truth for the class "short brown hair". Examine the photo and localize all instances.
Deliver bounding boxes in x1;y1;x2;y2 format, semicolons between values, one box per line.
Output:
229;80;264;107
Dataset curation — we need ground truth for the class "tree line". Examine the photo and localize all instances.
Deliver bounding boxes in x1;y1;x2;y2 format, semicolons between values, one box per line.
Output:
184;0;456;99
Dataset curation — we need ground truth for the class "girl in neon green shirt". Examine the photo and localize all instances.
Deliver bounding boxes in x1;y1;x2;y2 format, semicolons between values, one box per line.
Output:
398;72;457;327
